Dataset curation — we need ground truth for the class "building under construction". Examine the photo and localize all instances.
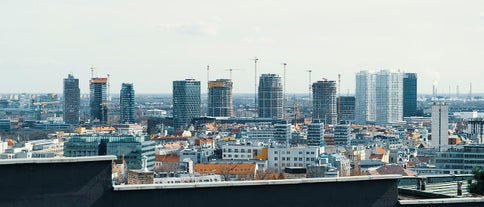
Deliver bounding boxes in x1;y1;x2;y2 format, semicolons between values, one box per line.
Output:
90;77;109;125
207;79;233;117
312;79;337;125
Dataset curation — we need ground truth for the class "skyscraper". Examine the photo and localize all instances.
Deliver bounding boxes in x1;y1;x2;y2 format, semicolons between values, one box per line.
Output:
403;73;418;117
63;74;80;125
431;102;449;151
312;79;337;125
120;83;135;124
90;77;109;124
258;74;283;119
173;79;201;130
355;70;403;125
337;96;355;123
375;70;403;125
355;71;376;124
207;79;233;117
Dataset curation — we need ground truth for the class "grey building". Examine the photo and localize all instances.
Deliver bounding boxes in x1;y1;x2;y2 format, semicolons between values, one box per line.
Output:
312;80;337;125
89;77;109;124
403;73;417;117
258;74;283;119
64;134;155;170
333;124;351;146
307;120;324;146
173;79;201;130
274;123;291;144
63;74;80;125
337;96;355;123
207;79;233;117
120;83;135;124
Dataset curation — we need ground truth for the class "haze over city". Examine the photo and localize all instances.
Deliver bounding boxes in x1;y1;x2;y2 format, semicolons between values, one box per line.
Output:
2;0;484;94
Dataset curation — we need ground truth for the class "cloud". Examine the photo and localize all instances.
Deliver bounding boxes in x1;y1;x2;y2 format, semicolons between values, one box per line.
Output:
157;17;220;36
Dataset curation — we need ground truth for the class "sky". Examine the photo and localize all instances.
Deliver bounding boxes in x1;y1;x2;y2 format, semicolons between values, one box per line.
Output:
1;0;484;95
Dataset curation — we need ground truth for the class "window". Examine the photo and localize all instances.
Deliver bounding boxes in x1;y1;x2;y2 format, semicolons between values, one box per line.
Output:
299;158;303;161
311;158;315;161
306;158;310;161
311;152;315;155
282;157;286;161
306;152;309;155
294;157;298;161
299;151;303;154
234;149;239;153
235;155;239;158
241;149;245;153
248;149;252;153
274;157;278;161
287;151;290;154
274;151;278;154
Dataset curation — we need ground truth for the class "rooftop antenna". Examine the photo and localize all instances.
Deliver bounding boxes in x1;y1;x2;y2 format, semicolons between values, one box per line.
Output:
251;57;259;114
281;63;287;120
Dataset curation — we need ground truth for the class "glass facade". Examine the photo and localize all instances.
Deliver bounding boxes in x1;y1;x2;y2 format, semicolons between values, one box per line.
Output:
63;74;80;125
64;134;155;170
258;74;283;119
89;77;108;124
312;80;337;125
173;79;201;130
120;83;135;123
403;73;417;117
208;79;233;117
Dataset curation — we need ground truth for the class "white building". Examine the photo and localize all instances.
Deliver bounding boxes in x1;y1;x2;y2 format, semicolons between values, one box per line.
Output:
355;71;376;124
268;146;323;172
375;70;403;125
222;144;266;160
431;102;449;150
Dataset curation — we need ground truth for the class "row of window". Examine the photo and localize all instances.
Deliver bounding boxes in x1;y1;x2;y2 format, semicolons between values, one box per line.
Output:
274;163;305;167
274;151;315;155
223;154;252;158
223;149;254;153
274;157;315;162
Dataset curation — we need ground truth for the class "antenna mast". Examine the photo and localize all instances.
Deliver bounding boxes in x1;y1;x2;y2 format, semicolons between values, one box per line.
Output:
305;70;312;114
338;74;341;124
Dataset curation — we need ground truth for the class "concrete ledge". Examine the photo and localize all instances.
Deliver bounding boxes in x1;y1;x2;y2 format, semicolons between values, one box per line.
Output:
114;174;402;191
399;197;484;205
0;155;117;165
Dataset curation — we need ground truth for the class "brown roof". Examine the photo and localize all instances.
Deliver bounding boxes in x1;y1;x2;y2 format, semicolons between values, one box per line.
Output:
368;165;417;176
155;154;180;163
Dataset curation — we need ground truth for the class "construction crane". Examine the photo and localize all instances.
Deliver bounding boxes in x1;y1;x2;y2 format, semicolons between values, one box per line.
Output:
281;63;287;119
305;70;312;108
338;74;341;124
206;65;210;82
225;68;244;80
250;57;259;114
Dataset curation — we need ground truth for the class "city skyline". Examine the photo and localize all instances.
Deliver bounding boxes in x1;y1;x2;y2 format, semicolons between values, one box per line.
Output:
2;1;484;95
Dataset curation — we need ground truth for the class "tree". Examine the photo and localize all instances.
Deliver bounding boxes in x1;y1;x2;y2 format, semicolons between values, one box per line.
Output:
468;167;484;195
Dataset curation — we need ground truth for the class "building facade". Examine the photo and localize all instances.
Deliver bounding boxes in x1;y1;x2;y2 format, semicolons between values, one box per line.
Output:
333;124;351;146
355;71;376;124
337;96;355;123
173;79;201;130
307;120;324;146
431;102;449;150
375;70;403;125
258;74;283;119
312;80;337;125
268;147;322;172
274;123;291;145
64;134;155;170
120;83;135;124
63;74;80;125
403;73;418;117
207;79;233;117
89;77;109;124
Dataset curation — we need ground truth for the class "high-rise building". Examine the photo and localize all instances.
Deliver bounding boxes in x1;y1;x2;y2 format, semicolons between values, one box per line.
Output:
355;70;403;125
274;123;292;145
207;79;233;117
333;124;351;146
120;83;135;124
63;74;80;125
375;70;403;125
337;96;355;123
312;80;337;125
307;120;324;146
258;74;283;119
431;102;449;151
173;79;201;130
355;71;376;124
403;73;418;117
89;77;109;124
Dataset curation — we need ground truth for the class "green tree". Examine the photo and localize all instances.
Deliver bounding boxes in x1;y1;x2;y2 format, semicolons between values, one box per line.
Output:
467;167;484;195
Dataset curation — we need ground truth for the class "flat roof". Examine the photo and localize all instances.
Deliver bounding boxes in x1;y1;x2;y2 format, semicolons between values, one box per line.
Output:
0;155;117;165
399;197;484;205
114;174;402;191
